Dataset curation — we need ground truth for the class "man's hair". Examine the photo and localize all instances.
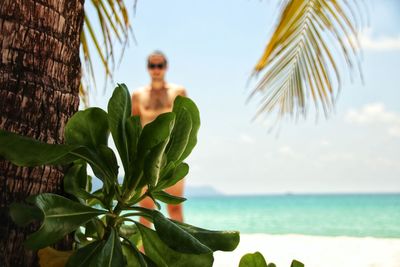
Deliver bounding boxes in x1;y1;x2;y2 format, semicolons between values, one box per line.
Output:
147;50;168;65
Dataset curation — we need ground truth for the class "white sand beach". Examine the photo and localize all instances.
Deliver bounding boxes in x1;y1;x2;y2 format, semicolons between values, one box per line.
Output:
214;234;400;267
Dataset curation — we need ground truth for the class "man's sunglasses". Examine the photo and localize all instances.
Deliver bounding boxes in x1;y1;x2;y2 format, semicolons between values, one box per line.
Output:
148;63;166;69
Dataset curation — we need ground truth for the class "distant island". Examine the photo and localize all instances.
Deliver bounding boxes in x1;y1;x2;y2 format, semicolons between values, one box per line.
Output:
184;185;223;197
93;178;222;197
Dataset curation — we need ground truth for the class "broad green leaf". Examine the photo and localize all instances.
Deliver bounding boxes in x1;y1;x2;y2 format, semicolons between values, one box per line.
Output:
64;107;118;188
85;218;105;240
86;189;105;208
67;229;124;267
125;188;143;206
152;191;186;205
65;107;109;149
119;224;142;251
152;211;211;254
136;223;213;267
171;96;200;163
108;84;131;174
165;106;192;163
64;163;95;201
0;130;117;190
239;252;268;267
141;253;158;267
290;259;304;267
9;203;43;227
119;224;139;240
70;145;118;191
122;243;145;267
0;130;79;166
158;161;175;182
102;185;116;209
96;145;119;184
87;175;92;192
66;240;103;267
126;116;142;164
137;113;175;157
144;140;169;187
122;241;157;267
84;220;97;237
0;128;117;189
73;226;90;246
24;193;106;250
157;163;189;190
134;113;175;189
123;116;142;191
174;221;240;252
74;217;105;245
96;228;124;267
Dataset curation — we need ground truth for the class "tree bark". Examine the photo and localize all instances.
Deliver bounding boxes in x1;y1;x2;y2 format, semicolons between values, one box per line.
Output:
0;0;84;266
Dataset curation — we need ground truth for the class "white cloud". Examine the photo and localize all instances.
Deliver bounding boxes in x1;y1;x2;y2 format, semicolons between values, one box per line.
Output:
239;133;255;144
388;126;400;137
352;28;400;51
278;145;297;158
320;139;331;146
346;103;400;124
320;152;355;162
357;29;400;51
345;103;400;137
365;156;399;169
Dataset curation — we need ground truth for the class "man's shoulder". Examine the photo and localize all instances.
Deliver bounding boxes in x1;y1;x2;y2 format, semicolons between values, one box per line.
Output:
132;86;149;96
167;83;186;93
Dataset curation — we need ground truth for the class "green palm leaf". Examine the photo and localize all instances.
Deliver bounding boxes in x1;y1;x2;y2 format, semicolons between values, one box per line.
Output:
80;0;135;104
250;0;365;120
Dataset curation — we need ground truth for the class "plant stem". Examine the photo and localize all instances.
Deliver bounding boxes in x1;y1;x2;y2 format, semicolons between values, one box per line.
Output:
113;189;148;215
120;212;147;218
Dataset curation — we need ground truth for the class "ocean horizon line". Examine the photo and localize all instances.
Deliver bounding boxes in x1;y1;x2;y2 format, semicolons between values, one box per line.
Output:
186;191;400;198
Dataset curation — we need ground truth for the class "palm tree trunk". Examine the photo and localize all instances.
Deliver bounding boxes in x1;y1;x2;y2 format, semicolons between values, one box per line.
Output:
0;1;84;266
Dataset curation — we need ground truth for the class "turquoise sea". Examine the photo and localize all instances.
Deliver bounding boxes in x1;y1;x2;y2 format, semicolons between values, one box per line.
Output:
177;194;400;238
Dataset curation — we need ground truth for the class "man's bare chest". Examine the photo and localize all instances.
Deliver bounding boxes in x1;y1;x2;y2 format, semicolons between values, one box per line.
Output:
137;89;175;125
140;89;173;111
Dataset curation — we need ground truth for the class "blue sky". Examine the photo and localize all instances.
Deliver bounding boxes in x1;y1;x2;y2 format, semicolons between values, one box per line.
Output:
87;0;400;194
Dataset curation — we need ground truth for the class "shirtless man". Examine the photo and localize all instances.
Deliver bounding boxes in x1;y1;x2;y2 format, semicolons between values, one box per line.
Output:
132;51;186;227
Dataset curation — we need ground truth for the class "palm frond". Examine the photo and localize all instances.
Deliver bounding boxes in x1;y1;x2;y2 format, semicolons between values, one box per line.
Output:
80;0;135;105
250;0;366;121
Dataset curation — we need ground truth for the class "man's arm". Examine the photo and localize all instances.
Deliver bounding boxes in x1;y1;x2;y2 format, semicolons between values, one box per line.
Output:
132;91;140;116
177;87;187;97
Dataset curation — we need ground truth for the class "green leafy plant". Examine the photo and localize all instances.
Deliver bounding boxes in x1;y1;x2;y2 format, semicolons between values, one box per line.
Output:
0;84;240;266
0;84;304;267
239;252;304;267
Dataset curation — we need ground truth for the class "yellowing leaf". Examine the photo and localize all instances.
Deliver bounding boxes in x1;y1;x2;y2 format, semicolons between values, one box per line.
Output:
38;247;72;267
251;0;365;121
